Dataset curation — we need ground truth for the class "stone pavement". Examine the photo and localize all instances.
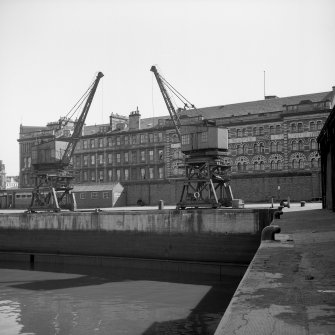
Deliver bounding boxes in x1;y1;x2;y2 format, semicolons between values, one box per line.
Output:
215;203;335;335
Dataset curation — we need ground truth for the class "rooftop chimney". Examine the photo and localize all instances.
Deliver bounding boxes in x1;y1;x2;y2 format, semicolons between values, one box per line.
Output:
129;107;141;130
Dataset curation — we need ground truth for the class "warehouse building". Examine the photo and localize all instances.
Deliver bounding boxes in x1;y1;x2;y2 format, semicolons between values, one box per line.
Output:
18;86;335;205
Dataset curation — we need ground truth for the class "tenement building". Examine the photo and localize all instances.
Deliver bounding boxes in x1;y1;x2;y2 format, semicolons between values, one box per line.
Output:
18;87;335;205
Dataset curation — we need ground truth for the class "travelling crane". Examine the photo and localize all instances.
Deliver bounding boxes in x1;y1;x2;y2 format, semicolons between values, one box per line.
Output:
151;65;233;209
29;72;104;212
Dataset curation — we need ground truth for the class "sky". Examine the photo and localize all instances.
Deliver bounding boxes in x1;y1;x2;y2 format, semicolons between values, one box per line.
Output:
0;0;335;176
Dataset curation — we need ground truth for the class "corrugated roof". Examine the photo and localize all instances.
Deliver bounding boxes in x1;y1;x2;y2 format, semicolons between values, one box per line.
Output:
179;91;333;119
73;183;121;192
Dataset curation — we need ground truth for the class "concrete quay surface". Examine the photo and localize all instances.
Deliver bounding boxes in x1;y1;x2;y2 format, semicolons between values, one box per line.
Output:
215;203;335;335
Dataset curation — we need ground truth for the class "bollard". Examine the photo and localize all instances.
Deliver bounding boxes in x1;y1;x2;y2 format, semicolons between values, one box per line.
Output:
274;210;283;219
158;200;164;210
261;225;281;241
301;201;306;207
287;196;291;208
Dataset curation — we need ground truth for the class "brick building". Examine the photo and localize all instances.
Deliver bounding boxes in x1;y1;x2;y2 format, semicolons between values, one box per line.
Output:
18;87;335;204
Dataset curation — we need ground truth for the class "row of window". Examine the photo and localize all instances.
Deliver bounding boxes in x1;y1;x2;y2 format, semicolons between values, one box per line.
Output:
290;121;322;133
235;125;281;138
75;149;164;167
233;138;317;155
79;192;110;200
76;166;165;183
81;132;165;150
236;157;320;172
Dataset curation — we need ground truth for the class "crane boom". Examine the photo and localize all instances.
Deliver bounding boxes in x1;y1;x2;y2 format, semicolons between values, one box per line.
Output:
61;71;104;166
150;66;182;142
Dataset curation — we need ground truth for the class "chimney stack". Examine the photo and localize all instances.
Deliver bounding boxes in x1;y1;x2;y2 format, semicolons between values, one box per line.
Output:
129;107;141;130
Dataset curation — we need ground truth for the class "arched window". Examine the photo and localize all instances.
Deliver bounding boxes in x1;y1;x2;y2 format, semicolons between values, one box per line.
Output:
293;159;299;169
299;160;305;169
291;123;297;132
278;161;283;170
277;142;283;152
237;162;242;172
271;160;277;170
292;141;298;151
276;125;281;134
243;162;247;171
298;123;303;132
244;145;248;154
298;140;304;151
270;142;277;153
270;126;275;135
310;121;315;131
259;142;265;153
254;162;259;171
317;121;322;130
311;139;317;150
260;161;265;170
259;127;264;136
237;129;242;137
254;143;259;154
311;158;317;168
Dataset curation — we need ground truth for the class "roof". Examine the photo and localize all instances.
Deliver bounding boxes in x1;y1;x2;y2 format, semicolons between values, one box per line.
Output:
179;91;334;119
72;183;122;192
20;125;48;134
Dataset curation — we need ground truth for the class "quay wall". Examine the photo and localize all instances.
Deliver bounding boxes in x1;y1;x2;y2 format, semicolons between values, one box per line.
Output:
0;208;274;264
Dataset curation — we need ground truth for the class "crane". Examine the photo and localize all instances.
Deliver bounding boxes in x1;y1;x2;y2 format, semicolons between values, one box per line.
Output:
151;65;233;209
28;72;104;212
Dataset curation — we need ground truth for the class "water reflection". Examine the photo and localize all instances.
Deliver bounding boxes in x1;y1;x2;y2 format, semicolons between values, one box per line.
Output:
0;261;245;335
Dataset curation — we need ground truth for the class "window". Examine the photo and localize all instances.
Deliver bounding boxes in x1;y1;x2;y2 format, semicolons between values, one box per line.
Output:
149;167;154;179
271;142;277;153
260;161;264;170
310;122;316;131
271;161;277;170
116;169;121;181
253;127;258;136
276;125;281;134
116;136;121;145
311;139;317;150
298;123;303;132
148;133;154;143
278;161;283;170
158;132;163;142
277;142;282;152
98;154;104;165
299;160;305;169
91;192;98;199
107;153;112;164
158;149;164;160
132;151;137;163
99;170;104;182
91;155;95;165
237;163;242;172
140;168;146;179
132;135;137;144
254;143;258;154
75;156;81;167
83;140;88;149
292;141;298;151
108;169;112;181
124;168;129;180
270;126;275;135
116;153;121;164
80;193;86;199
237;129;241;137
107;137;112;147
124;135;129;145
91;171;96;181
317;121;322;130
158;167;164;179
140;150;145;162
237;145;243;155
149;150;154;161
259;142;265;153
298;140;304;151
83;171;88;181
98;138;103;148
291;123;297;132
293;159;299;169
242;128;247;137
90;139;95;148
182;134;190;145
124;152;129;163
201;132;208;142
259;127;264;136
254;162;259;171
140;134;147;143
103;192;109;199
